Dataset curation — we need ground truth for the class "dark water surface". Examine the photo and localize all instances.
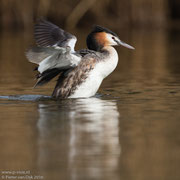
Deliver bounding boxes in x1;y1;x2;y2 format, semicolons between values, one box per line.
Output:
0;29;180;180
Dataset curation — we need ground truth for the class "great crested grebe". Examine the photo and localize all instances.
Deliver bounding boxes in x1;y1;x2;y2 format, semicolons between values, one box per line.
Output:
26;19;134;98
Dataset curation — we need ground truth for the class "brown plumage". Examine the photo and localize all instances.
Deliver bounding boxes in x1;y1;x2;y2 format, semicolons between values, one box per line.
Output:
52;57;96;98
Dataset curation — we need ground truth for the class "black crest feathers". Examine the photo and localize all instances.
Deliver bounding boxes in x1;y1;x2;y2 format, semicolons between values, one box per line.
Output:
92;25;117;37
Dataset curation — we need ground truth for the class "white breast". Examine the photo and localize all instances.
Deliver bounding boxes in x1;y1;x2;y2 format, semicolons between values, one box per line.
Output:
69;47;118;98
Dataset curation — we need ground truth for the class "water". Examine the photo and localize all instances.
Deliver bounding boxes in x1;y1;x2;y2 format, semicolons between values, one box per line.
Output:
0;29;180;180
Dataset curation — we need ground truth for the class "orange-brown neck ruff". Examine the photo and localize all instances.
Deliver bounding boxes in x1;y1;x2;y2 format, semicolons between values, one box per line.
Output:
95;32;108;48
87;31;109;51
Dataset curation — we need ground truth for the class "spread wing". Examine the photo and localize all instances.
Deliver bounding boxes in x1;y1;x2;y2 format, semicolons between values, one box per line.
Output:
26;19;81;87
34;19;77;51
26;19;81;72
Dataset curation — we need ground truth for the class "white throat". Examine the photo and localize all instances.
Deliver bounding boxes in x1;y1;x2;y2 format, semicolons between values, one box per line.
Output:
100;46;119;78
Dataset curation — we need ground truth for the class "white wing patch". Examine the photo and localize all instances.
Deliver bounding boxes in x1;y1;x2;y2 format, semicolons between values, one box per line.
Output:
38;51;81;73
26;46;81;73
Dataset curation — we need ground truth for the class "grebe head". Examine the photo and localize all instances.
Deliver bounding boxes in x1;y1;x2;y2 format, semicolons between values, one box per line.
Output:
87;25;134;51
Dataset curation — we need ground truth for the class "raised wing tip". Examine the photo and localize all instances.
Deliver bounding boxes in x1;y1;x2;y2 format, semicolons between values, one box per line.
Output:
34;19;77;49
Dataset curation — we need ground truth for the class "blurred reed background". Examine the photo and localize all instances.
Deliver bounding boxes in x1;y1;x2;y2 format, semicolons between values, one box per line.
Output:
0;0;180;31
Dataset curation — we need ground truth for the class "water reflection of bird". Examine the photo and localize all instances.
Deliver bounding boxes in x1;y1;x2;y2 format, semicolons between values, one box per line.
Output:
26;19;134;98
37;98;120;179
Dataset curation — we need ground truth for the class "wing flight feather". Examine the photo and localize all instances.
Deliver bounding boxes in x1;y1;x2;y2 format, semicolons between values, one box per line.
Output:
34;19;77;50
